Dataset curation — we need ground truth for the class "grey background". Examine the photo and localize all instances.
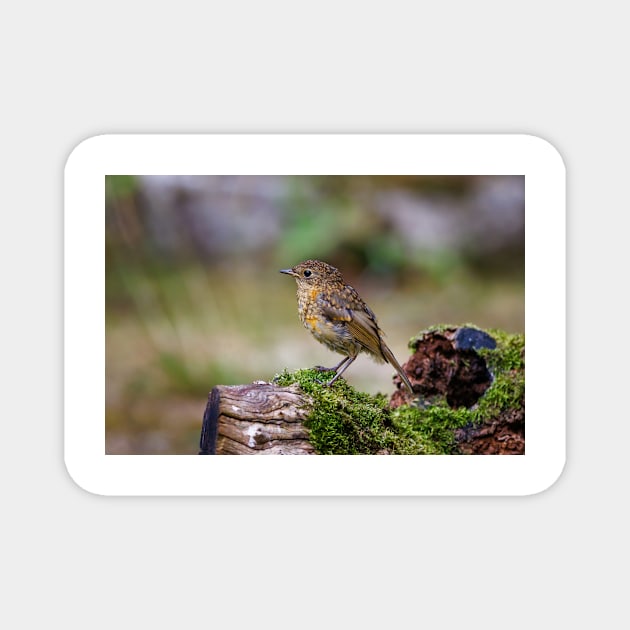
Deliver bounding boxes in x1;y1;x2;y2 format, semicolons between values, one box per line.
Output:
3;1;626;628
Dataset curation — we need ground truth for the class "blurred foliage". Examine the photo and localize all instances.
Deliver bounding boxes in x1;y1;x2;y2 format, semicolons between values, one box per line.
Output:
105;174;137;198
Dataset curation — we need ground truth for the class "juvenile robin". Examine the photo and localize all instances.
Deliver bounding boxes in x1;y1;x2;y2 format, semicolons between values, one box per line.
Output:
280;259;414;395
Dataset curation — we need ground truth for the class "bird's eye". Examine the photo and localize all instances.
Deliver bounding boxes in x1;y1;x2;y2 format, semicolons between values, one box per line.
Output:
303;269;312;278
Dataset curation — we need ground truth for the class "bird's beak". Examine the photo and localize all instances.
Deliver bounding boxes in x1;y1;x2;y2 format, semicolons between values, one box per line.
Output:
279;268;298;277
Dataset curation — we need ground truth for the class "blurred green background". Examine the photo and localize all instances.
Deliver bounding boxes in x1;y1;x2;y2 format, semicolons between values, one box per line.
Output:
106;175;524;454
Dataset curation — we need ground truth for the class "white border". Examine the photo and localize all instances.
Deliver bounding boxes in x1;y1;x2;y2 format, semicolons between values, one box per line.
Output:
64;134;565;496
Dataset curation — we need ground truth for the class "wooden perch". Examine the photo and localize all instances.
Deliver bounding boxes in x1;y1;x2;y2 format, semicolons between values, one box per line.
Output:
199;382;315;455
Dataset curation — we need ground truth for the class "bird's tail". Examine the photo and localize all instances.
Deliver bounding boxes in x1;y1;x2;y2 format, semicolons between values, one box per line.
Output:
380;342;414;396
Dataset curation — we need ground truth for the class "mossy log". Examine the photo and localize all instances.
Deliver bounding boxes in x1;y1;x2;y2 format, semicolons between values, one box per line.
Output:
199;325;525;455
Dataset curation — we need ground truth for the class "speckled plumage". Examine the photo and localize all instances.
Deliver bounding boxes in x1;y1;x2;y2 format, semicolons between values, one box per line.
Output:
280;259;414;395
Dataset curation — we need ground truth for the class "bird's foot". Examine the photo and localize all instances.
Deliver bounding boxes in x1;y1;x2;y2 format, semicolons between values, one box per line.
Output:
313;377;341;387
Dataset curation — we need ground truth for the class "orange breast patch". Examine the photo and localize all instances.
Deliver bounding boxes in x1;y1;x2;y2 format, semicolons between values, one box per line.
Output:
305;314;319;331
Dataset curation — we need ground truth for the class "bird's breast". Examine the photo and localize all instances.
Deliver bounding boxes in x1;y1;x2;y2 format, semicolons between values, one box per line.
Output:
297;288;351;350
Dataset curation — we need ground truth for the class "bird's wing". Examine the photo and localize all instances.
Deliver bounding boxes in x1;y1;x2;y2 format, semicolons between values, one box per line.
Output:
347;309;385;359
318;292;384;359
317;294;353;322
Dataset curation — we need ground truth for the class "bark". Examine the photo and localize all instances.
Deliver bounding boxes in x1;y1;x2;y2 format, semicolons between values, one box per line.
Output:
199;382;315;455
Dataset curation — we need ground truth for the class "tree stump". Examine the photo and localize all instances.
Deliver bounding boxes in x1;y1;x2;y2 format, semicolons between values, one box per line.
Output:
393;326;525;455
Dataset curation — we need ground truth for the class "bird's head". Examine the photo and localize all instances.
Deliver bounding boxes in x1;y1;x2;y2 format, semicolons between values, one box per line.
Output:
279;259;342;285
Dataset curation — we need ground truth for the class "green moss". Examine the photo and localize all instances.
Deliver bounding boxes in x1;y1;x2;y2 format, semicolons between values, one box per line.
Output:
482;328;525;373
275;327;524;455
389;402;472;454
476;328;525;419
274;369;395;454
273;368;469;454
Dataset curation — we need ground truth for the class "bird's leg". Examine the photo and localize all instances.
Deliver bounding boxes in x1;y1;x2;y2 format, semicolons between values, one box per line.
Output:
313;355;351;373
326;354;357;386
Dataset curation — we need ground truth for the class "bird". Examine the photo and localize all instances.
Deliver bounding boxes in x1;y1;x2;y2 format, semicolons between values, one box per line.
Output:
280;259;414;395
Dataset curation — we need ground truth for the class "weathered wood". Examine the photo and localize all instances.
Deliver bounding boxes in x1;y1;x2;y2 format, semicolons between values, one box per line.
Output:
208;382;315;455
